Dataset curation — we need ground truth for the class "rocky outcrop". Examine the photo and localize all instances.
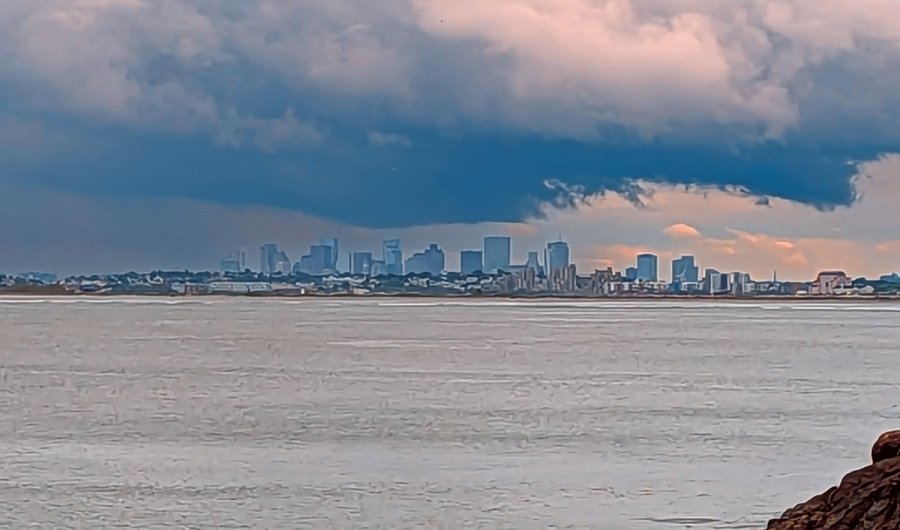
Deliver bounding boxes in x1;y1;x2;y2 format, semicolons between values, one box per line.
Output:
766;430;900;530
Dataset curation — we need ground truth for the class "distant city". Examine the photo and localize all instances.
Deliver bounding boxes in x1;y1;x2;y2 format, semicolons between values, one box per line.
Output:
226;235;899;296
5;234;900;298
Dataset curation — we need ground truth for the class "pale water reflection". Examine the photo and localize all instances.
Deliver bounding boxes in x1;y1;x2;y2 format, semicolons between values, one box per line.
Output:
1;298;898;529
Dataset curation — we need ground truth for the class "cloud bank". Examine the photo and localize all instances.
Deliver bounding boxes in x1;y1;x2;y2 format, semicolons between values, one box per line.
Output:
1;1;899;229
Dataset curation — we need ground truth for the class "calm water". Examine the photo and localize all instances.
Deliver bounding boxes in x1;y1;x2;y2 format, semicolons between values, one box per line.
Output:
1;298;899;529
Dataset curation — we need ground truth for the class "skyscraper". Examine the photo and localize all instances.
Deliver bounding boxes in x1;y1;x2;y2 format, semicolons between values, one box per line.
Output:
546;241;570;273
352;252;373;275
460;250;483;275
297;245;331;275
671;255;699;283
260;243;279;274
319;238;339;272
636;253;658;282
383;239;403;276
483;236;511;273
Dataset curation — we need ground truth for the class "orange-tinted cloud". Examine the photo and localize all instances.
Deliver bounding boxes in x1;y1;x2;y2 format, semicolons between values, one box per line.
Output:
663;223;702;239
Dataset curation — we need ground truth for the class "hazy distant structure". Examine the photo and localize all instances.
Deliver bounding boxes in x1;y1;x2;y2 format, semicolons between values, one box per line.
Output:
220;250;245;274
625;267;638;281
525;251;544;276
272;250;292;275
405;244;445;275
636;253;658;282
546;241;570;274
460;250;483;275
369;260;386;276
260;243;279;274
483;236;511;273
672;255;699;284
319;238;339;272
352;252;373;275
383;239;404;276
297;244;332;275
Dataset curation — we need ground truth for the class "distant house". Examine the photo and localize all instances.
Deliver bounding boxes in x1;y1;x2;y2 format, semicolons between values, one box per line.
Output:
810;271;851;295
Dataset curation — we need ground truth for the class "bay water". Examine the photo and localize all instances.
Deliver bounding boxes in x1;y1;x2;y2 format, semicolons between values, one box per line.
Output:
1;298;898;529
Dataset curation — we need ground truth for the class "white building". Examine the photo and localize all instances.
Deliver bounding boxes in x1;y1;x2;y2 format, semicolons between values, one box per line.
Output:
810;271;851;295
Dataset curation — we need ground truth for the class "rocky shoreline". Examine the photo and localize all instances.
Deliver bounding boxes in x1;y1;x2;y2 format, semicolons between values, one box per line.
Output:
766;431;900;529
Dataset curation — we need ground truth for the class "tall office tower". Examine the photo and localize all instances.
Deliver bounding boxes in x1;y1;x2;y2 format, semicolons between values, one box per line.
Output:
383;239;403;276
460;250;484;275
636;253;659;282
260;243;279;274
546;241;570;273
704;268;723;294
319;238;339;272
483;236;511;273
352;252;373;275
307;245;332;275
425;244;444;275
296;245;330;275
671;255;699;284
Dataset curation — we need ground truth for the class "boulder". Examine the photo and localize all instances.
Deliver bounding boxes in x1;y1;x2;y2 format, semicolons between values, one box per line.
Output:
766;430;900;530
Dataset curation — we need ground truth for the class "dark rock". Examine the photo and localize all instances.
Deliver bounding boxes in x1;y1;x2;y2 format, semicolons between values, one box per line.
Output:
766;430;900;530
873;431;900;464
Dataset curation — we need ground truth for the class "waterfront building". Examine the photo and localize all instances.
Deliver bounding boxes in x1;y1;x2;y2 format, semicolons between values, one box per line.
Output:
460;250;483;275
483;236;511;273
636;253;658;282
546;241;570;274
729;272;752;295
383;239;404;276
810;271;850;295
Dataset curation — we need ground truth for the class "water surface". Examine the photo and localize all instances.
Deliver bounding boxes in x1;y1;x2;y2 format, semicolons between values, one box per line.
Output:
1;298;898;529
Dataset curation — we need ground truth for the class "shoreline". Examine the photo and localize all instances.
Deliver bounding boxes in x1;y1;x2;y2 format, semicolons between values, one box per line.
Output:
2;289;900;303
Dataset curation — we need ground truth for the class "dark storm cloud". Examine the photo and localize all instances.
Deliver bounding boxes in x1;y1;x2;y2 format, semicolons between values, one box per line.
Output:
1;1;899;228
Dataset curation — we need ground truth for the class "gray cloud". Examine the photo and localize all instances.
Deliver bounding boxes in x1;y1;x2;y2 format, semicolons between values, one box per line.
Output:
4;1;898;144
0;0;899;234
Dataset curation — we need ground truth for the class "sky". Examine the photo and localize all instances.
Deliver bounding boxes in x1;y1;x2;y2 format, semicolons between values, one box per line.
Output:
1;1;899;280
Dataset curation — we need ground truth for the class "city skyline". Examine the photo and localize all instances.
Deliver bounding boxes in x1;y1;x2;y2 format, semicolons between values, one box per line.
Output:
205;231;887;285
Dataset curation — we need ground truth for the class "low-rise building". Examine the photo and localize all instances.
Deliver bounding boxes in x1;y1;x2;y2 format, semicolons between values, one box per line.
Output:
810;271;851;295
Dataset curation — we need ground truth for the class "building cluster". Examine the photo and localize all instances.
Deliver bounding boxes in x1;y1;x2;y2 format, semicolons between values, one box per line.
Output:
234;235;581;289
170;236;900;297
5;238;900;298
